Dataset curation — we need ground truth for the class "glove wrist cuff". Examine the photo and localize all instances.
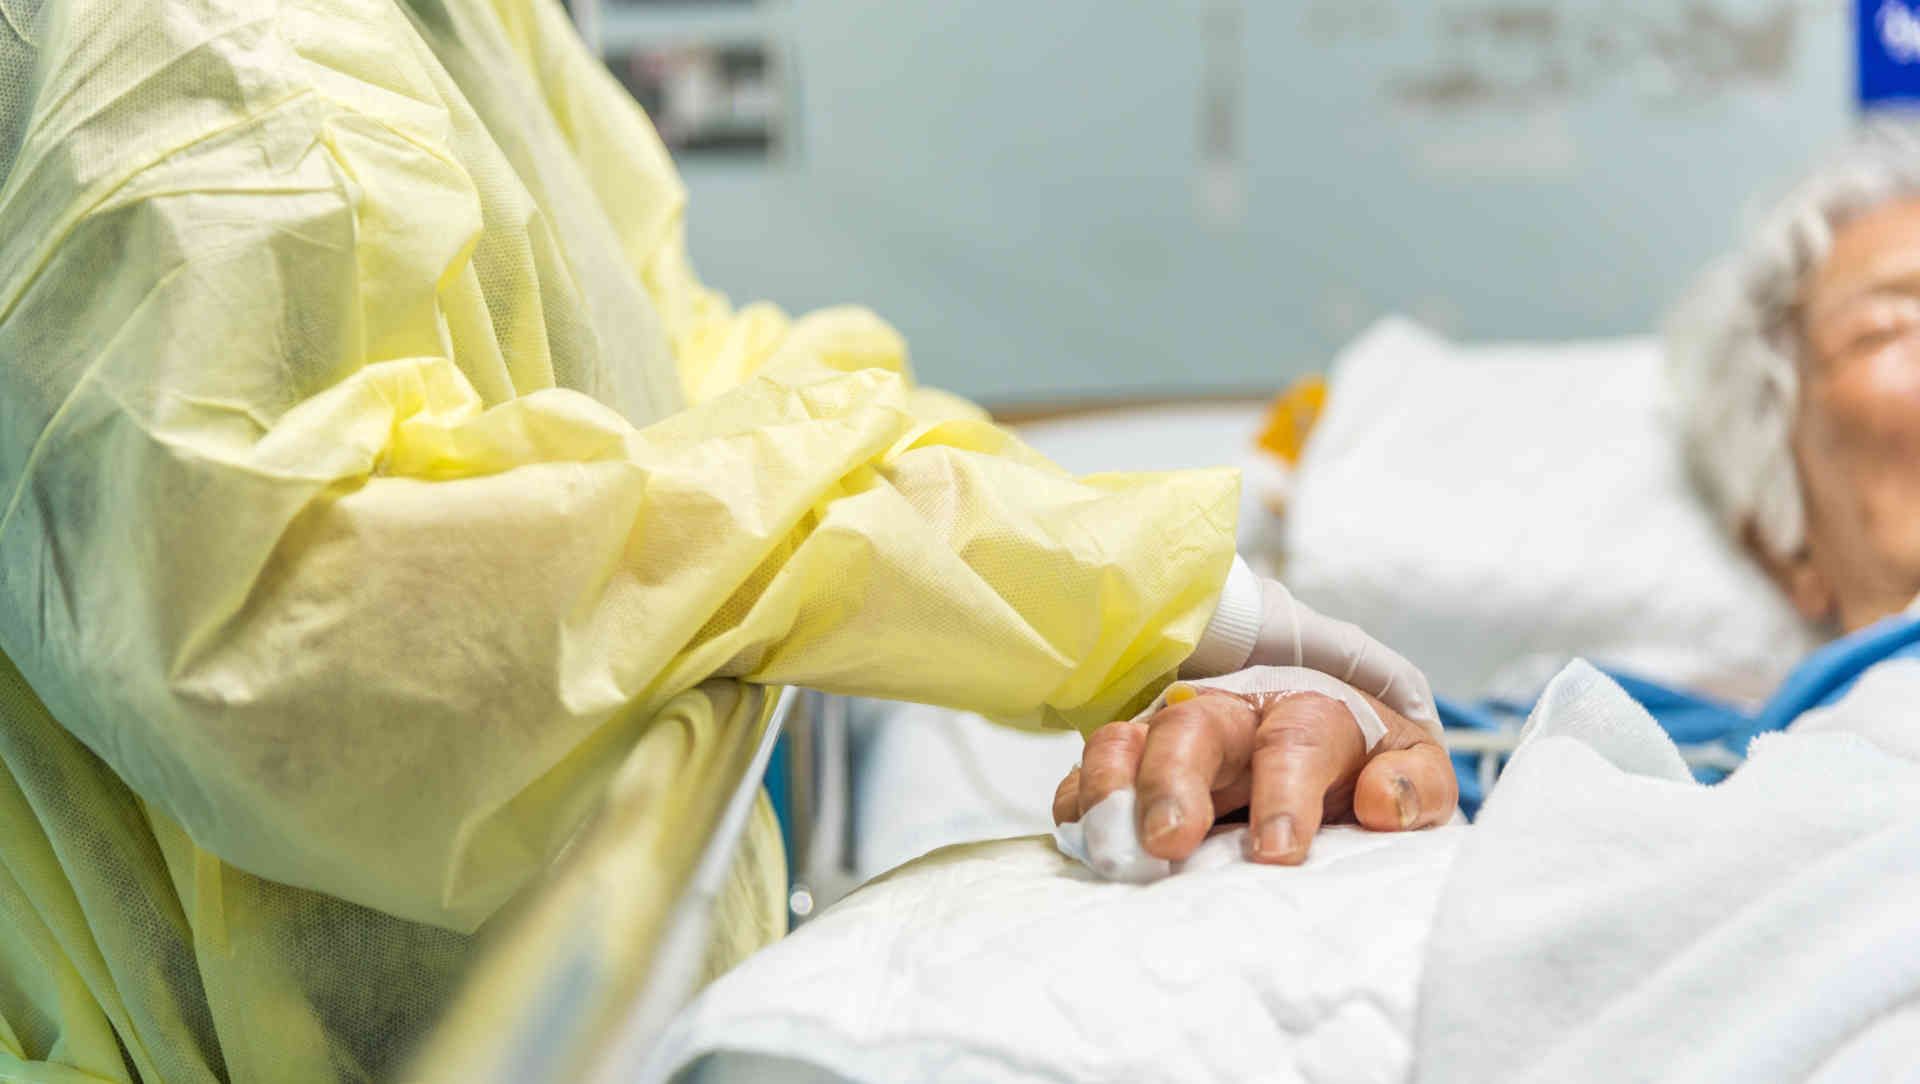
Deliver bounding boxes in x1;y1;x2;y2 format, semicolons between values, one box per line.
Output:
1181;555;1263;678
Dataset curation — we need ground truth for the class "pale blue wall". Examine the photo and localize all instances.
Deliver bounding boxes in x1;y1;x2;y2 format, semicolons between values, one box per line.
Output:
608;1;1853;405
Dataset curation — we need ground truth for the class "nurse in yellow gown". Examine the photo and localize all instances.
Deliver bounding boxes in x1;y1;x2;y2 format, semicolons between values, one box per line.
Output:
0;0;1319;1079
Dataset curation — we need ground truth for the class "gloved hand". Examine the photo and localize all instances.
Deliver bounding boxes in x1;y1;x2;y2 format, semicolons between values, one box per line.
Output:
1051;669;1457;876
1182;557;1439;734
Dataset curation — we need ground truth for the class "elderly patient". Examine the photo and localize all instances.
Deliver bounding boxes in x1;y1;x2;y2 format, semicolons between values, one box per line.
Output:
1673;124;1920;637
1052;122;1920;868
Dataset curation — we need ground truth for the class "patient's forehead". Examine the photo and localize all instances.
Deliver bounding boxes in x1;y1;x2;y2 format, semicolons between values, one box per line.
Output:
1804;196;1920;328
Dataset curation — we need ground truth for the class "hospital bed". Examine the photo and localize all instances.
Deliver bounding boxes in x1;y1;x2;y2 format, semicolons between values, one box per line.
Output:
777;316;1816;919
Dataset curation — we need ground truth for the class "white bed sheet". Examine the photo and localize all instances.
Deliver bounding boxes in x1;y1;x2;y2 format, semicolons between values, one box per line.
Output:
657;825;1465;1084
666;660;1920;1084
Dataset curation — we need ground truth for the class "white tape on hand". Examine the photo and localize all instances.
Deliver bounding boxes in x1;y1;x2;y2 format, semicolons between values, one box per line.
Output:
1134;666;1389;751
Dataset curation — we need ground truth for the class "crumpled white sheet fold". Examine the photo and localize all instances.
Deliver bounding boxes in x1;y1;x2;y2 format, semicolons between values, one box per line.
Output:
652;825;1465;1084
1415;659;1920;1083
655;657;1920;1084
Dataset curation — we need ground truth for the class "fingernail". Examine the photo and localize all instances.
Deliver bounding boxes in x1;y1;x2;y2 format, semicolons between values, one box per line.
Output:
1255;814;1295;858
1394;774;1419;829
1166;683;1198;705
1143;798;1184;843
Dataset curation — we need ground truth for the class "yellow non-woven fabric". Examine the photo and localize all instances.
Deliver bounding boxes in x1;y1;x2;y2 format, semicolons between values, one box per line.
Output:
0;0;1238;1078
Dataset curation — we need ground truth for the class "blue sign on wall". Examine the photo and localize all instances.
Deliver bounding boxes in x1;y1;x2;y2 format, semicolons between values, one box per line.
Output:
1863;0;1920;107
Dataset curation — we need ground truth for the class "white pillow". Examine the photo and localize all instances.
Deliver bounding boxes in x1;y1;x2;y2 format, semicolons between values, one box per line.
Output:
652;826;1463;1084
1283;317;1817;704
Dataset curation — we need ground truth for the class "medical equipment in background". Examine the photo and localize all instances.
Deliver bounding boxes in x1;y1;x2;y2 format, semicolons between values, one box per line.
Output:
569;0;787;160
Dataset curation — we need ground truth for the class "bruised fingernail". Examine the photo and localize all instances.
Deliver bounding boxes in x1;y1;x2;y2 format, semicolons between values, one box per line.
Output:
1143;797;1184;843
1394;774;1419;829
1255;814;1295;858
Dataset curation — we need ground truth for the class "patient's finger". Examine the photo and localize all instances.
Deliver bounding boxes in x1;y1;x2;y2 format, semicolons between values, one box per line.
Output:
1052;766;1082;825
1353;744;1458;832
1246;693;1368;865
1134;693;1259;861
1077;720;1149;819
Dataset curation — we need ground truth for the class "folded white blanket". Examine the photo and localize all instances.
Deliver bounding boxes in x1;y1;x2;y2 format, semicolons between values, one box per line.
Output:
655;657;1920;1083
652;825;1464;1084
1415;659;1920;1083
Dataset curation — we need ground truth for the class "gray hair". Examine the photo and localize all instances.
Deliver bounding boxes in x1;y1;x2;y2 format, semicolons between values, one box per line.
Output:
1667;120;1920;559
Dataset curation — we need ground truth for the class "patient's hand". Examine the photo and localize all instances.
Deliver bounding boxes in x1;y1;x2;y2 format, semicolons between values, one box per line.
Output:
1051;686;1456;865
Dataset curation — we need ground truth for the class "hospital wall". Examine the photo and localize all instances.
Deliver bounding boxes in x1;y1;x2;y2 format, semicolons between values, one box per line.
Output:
598;1;1852;407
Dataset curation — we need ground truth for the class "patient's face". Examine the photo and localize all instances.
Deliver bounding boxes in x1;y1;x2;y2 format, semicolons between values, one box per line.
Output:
1793;196;1920;630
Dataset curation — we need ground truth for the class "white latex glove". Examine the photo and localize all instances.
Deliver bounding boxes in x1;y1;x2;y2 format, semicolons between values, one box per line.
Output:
1183;557;1439;736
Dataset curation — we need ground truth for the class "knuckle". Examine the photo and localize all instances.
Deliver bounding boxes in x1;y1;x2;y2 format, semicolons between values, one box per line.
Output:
1254;698;1353;746
1261;691;1355;732
1133;763;1190;798
1253;721;1326;756
1149;693;1256;740
1090;720;1146;744
1146;698;1214;730
1283;691;1350;723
